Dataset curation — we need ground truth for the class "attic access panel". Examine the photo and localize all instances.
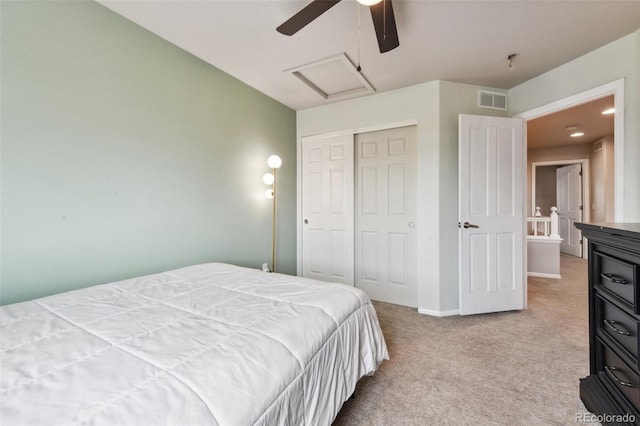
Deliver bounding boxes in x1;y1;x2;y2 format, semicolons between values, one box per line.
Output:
285;53;375;102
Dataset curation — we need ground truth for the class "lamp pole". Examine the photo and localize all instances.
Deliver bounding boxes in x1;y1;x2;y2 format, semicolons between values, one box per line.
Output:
271;166;277;273
266;155;281;273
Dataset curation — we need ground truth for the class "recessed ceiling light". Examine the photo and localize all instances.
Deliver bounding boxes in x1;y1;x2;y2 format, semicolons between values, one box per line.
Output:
602;108;615;115
570;132;585;138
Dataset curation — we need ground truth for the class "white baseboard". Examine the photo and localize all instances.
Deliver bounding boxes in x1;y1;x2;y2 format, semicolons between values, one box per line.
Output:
418;308;459;317
527;272;562;279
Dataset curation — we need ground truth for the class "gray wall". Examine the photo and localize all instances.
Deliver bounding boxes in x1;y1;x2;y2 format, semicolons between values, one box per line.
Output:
534;165;561;215
297;80;506;315
1;0;296;305
437;81;507;311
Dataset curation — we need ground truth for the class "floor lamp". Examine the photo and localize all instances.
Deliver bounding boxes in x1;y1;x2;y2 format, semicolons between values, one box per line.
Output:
263;155;281;272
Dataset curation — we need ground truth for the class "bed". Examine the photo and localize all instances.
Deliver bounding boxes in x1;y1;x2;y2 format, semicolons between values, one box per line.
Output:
0;263;388;425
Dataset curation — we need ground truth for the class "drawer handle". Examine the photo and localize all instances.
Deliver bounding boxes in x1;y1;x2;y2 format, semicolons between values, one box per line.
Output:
605;365;634;388
604;319;632;336
601;273;627;285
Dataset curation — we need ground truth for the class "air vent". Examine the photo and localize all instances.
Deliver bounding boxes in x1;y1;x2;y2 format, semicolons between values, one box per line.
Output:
478;90;507;111
594;139;604;152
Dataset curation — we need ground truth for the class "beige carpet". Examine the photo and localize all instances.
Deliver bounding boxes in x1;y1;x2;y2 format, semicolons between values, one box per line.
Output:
334;254;596;425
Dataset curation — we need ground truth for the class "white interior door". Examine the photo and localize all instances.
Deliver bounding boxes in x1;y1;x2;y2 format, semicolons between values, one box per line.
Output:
556;164;583;257
459;114;525;315
354;126;417;307
301;134;354;285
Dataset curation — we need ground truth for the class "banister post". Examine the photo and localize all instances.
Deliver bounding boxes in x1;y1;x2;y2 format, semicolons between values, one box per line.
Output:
550;206;560;238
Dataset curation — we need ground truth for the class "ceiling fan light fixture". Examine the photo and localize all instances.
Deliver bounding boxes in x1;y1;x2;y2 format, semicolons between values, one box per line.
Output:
277;0;399;54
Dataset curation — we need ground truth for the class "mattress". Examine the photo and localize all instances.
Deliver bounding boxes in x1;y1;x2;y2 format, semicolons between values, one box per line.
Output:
0;263;388;425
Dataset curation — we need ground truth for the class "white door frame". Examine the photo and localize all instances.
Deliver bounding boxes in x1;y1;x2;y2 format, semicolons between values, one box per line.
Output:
532;158;590;259
531;159;590;225
516;79;624;220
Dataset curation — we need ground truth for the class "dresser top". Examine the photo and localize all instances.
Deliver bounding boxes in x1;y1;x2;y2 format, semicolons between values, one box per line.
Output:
575;222;640;240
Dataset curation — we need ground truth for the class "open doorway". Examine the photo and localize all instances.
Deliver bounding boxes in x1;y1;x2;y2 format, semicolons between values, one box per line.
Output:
526;97;614;263
526;95;615;260
517;80;624;222
516;79;623;308
532;160;590;258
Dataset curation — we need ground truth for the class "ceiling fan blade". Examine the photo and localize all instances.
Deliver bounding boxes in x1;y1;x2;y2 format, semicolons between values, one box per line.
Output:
277;0;342;36
370;0;399;53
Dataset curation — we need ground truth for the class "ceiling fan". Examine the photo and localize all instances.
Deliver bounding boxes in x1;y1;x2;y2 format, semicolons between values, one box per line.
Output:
277;0;399;54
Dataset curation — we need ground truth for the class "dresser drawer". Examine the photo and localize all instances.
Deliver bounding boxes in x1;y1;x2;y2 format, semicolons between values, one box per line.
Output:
600;341;640;412
594;250;638;311
598;295;640;365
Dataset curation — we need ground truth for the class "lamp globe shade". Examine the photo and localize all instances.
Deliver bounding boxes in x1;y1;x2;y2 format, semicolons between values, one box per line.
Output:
267;155;282;169
263;173;275;185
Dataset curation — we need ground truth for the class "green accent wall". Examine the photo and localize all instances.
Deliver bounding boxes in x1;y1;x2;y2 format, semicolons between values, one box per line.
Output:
0;0;297;305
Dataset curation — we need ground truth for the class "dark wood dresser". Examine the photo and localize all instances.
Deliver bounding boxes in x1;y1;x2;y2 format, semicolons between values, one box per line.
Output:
576;222;640;425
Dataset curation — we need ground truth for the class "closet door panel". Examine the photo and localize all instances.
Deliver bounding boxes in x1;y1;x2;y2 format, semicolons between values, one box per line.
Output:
355;126;417;307
301;134;354;285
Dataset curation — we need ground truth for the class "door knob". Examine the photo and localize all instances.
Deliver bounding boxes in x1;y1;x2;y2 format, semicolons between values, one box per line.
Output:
304;219;309;224
463;221;479;229
408;222;415;229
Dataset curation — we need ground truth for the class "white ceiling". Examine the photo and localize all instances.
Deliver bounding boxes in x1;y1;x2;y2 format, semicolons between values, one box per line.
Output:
97;0;640;111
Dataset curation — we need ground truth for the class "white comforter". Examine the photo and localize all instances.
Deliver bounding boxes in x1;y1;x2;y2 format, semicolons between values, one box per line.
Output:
0;263;388;425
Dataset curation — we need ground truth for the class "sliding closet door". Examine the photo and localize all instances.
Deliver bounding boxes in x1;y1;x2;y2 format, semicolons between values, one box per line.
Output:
355;126;417;307
301;134;354;285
